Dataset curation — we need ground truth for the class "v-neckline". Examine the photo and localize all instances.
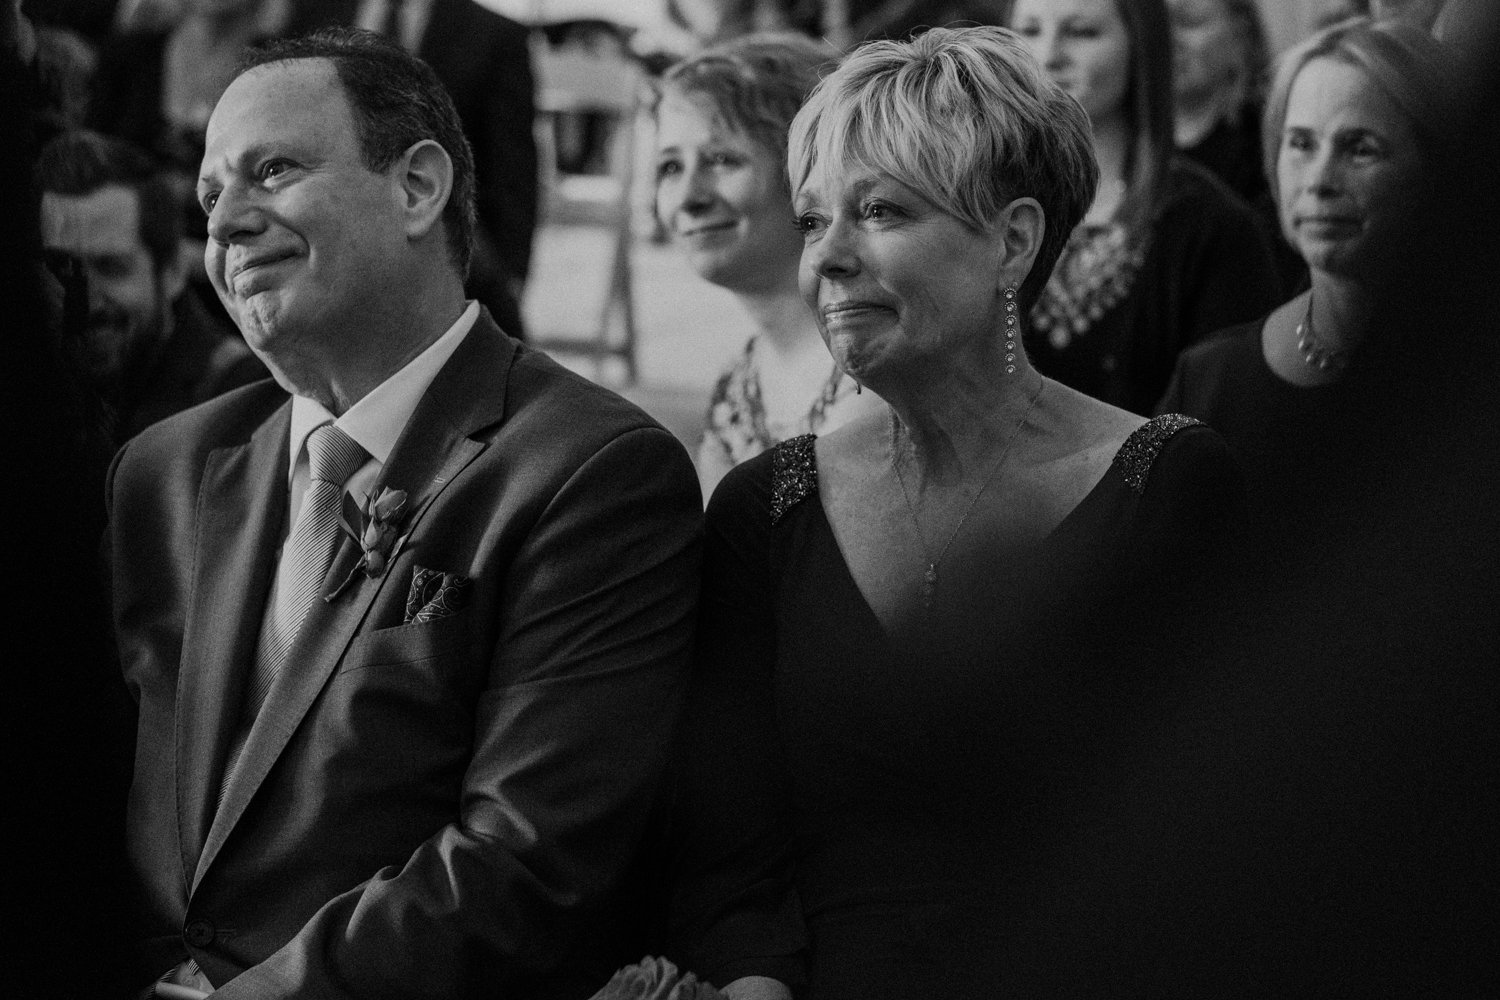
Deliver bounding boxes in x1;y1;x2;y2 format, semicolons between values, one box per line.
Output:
810;454;1126;644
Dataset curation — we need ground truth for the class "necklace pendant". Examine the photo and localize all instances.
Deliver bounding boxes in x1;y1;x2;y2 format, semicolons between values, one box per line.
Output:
922;564;938;609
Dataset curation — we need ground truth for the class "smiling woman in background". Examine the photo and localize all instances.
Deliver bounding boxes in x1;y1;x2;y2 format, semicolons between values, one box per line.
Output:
1157;17;1450;518
655;34;884;502
1009;0;1281;414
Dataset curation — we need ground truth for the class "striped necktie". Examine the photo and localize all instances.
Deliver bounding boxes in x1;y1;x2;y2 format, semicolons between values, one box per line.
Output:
219;423;368;808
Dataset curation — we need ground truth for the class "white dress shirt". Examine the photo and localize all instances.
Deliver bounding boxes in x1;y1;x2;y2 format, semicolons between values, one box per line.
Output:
284;300;478;530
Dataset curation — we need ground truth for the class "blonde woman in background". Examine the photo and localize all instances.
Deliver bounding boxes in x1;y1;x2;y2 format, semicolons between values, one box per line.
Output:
654;33;885;501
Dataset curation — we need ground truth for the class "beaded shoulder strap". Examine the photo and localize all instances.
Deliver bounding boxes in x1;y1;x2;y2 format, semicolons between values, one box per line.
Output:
1114;413;1203;495
769;434;818;525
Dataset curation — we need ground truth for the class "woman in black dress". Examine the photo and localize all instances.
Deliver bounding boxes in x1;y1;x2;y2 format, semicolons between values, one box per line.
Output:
668;26;1241;999
1157;18;1451;526
1007;0;1281;414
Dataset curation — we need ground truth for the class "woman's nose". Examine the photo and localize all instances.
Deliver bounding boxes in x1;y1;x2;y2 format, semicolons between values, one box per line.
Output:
807;215;860;279
1306;147;1343;196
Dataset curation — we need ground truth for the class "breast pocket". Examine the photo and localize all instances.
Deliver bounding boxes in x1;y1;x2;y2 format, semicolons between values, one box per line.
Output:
321;611;482;782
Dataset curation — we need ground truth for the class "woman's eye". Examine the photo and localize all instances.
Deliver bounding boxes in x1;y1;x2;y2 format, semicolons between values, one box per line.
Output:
1285;131;1314;153
709;152;741;168
794;213;824;235
862;201;898;221
656;159;681;179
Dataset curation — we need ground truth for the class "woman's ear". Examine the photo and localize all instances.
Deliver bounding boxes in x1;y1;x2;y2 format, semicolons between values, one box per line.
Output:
994;196;1046;290
397;139;455;242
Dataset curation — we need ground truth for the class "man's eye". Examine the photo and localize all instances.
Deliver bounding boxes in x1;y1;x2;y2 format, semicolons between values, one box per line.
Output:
260;160;292;181
656;159;681;179
201;191;219;213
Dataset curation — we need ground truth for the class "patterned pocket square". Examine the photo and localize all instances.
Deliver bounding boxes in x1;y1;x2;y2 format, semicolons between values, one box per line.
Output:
404;566;473;625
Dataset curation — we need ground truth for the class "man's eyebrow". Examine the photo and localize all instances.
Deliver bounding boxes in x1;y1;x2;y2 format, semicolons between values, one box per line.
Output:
197;142;285;189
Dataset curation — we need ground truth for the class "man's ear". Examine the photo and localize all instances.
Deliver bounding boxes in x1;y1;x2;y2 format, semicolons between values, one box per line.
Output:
994;196;1046;291
396;139;454;242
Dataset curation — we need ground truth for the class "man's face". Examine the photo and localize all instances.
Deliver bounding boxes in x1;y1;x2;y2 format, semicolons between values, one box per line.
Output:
198;58;406;365
40;184;178;387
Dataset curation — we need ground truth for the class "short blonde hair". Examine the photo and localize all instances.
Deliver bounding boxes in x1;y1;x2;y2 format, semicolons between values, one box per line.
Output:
1262;17;1454;208
787;25;1098;309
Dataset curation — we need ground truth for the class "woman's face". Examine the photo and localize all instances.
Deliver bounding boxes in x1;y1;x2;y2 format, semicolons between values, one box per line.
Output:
654;93;802;294
1167;0;1243;102
793;161;1008;388
1277;58;1423;278
1012;0;1132;124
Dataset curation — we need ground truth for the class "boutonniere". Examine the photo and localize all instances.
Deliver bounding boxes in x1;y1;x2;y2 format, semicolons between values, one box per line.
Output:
326;487;410;601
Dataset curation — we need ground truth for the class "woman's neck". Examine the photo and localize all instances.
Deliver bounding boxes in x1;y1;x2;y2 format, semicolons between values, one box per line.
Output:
1308;271;1375;354
1174;84;1240;150
735;285;825;359
1092;111;1131;188
1087;111;1132;224
884;342;1041;487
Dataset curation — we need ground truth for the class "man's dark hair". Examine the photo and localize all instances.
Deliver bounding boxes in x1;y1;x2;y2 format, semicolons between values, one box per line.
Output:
35;129;181;269
238;28;477;276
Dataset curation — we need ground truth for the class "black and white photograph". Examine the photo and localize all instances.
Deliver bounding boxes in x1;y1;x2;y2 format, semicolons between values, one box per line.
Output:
6;0;1496;995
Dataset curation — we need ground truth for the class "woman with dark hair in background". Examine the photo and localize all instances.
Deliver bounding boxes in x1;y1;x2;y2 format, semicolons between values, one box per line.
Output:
655;33;884;501
1009;0;1281;414
1168;0;1268;203
1157;18;1451;523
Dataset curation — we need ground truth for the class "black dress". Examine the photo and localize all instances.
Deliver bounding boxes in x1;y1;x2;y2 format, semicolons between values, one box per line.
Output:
669;415;1241;997
1026;158;1282;416
1156;318;1350;529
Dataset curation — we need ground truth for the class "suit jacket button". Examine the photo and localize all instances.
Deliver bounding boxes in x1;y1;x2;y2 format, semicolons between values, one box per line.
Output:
185;920;215;947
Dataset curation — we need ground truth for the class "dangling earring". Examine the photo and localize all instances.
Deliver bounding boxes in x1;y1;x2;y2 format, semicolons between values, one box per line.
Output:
1003;287;1019;375
855;381;863;395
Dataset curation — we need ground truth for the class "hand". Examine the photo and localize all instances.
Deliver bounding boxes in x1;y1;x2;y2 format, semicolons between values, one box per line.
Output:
590;956;727;1000
154;984;211;999
723;976;792;1000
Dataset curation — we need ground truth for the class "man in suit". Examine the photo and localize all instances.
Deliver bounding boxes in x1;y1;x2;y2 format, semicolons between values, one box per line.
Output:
286;0;538;338
109;29;702;997
37;129;267;448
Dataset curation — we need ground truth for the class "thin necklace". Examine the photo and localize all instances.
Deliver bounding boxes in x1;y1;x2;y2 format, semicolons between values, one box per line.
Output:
1296;293;1350;372
891;375;1045;610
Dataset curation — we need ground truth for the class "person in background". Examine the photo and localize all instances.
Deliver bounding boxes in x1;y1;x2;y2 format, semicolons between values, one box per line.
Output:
286;0;538;340
1168;0;1265;203
654;32;884;501
1009;0;1281;414
90;0;286;188
1168;0;1304;291
1157;18;1449;529
37;129;266;448
1372;0;1445;29
671;25;1239;997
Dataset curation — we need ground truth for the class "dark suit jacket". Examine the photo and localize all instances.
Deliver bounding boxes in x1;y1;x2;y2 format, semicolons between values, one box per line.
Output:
108;311;702;997
286;0;539;285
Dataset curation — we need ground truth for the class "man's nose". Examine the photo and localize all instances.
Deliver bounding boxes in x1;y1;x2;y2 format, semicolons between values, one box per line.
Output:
205;182;266;246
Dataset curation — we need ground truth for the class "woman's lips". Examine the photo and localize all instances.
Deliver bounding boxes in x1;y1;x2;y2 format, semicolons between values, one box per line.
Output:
821;301;894;327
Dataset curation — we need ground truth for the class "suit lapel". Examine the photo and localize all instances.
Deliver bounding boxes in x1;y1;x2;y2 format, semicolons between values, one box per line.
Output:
195;314;516;889
177;402;290;891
